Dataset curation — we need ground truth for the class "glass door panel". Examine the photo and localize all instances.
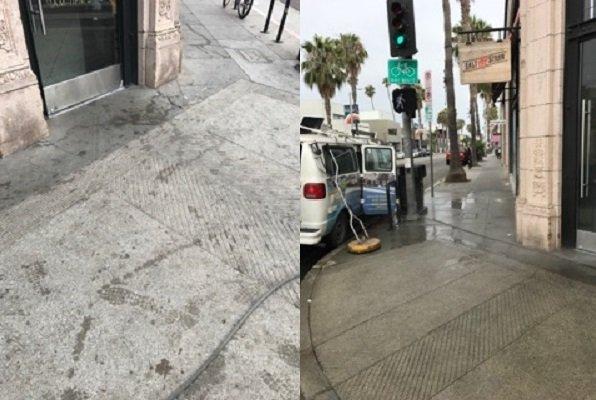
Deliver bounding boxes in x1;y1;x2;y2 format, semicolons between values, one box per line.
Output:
577;38;596;251
26;0;122;114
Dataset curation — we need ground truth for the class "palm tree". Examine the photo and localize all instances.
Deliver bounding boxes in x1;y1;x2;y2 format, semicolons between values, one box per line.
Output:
454;0;478;166
468;16;492;141
453;13;492;166
338;34;368;109
364;85;376;109
301;35;346;127
457;119;466;133
414;83;426;127
477;82;493;142
442;0;467;182
382;77;396;121
437;107;449;127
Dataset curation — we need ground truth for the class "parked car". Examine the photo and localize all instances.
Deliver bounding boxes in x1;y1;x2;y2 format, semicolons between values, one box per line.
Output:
412;149;421;157
396;151;406;159
300;132;396;248
446;150;468;166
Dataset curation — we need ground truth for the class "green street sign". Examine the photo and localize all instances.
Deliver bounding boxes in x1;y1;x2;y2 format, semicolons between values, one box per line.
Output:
425;105;433;123
388;59;418;85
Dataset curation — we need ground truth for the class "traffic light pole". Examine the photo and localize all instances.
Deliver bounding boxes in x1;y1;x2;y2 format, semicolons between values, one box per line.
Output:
402;107;419;221
429;121;435;198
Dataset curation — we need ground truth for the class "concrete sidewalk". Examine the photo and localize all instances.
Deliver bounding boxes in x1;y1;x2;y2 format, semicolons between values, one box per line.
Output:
301;156;596;400
0;1;298;399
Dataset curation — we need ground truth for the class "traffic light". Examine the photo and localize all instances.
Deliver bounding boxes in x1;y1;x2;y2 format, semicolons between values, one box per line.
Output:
387;0;417;58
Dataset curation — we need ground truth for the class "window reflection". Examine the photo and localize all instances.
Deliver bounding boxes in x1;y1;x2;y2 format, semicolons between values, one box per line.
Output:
33;0;120;86
584;0;596;21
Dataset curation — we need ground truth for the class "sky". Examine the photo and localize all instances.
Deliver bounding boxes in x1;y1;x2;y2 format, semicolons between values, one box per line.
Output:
299;0;506;128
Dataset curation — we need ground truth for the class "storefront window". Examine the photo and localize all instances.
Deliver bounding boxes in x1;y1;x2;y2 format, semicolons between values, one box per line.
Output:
584;0;596;21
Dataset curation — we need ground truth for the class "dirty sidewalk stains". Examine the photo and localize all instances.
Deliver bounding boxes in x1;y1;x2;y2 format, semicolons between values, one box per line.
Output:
21;260;50;296
60;387;88;400
277;343;299;369
155;163;180;183
73;316;93;361
97;284;196;329
155;358;173;376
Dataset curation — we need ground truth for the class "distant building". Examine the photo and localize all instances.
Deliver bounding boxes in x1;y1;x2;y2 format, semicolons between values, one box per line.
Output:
300;99;350;134
357;110;403;149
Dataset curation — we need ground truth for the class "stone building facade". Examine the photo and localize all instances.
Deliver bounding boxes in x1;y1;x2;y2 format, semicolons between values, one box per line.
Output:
503;0;596;252
0;0;181;156
513;0;564;250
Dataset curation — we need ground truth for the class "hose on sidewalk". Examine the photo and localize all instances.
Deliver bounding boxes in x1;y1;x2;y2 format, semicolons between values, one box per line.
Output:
328;149;369;243
165;273;300;400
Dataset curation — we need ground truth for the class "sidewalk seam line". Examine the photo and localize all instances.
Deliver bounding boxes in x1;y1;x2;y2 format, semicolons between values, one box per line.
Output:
312;260;485;348
325;273;538;390
428;298;578;400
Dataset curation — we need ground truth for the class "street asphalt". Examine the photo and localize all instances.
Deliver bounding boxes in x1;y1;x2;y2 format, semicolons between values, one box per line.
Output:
0;0;299;399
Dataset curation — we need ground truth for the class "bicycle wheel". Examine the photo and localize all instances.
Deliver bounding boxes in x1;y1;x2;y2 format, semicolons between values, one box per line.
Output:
223;0;231;8
237;0;253;19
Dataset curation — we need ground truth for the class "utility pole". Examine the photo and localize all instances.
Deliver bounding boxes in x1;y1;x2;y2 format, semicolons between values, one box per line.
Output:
424;70;434;197
387;0;419;219
429;121;435;197
402;108;419;220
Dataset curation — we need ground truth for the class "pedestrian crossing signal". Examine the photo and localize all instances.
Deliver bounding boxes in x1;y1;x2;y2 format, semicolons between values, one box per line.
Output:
392;88;418;118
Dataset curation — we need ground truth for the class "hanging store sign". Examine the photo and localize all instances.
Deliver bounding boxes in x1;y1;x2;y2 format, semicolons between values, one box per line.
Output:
459;39;511;84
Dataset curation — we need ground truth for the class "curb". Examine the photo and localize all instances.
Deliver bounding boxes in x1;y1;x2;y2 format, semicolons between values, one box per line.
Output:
300;243;348;400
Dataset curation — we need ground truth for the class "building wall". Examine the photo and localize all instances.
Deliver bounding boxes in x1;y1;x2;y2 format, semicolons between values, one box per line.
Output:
300;99;350;133
359;110;402;144
0;0;48;157
0;0;182;156
515;0;565;250
138;0;182;88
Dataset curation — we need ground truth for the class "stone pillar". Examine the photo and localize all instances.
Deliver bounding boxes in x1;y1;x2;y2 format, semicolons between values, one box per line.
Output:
0;0;47;157
138;0;182;88
516;0;565;250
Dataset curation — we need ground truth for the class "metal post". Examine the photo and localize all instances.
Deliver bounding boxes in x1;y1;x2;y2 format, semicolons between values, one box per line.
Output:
275;0;291;43
261;0;275;33
429;121;435;197
402;111;418;221
386;182;393;230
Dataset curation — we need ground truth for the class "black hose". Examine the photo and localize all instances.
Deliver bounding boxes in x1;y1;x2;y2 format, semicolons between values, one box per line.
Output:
165;273;300;400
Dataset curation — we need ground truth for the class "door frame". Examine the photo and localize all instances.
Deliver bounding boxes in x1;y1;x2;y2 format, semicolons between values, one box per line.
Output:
562;4;596;247
18;0;138;115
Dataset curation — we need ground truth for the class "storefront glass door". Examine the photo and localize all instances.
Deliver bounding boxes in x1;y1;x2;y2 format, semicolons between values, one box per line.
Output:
25;0;122;114
577;37;596;251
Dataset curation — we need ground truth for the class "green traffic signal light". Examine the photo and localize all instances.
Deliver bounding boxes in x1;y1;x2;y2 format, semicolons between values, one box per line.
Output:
396;34;406;47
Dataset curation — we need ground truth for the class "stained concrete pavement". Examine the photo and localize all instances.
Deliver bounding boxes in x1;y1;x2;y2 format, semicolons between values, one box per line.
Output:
301;156;596;400
0;0;299;399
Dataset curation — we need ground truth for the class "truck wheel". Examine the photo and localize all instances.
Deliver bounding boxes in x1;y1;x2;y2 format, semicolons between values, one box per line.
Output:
325;211;348;249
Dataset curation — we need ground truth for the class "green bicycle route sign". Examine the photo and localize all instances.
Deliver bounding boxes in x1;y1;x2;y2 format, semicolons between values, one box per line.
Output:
388;59;418;85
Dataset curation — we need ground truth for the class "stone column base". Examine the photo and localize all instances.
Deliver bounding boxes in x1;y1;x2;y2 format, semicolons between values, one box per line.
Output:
0;69;48;157
139;26;181;88
516;198;561;251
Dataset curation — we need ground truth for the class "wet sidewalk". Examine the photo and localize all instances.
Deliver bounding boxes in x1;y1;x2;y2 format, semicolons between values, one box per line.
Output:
0;1;298;399
427;156;516;244
301;156;596;400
